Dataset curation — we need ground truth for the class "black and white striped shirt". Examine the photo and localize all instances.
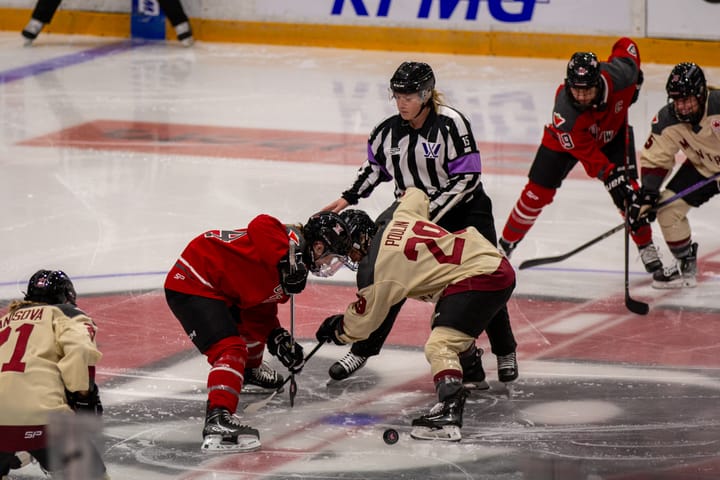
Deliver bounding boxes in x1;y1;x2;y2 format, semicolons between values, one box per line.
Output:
341;104;482;221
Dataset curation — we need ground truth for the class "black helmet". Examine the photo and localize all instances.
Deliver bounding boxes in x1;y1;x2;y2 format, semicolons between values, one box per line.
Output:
340;209;377;271
566;52;601;88
390;62;435;96
303;212;352;277
565;52;603;109
666;62;707;123
24;269;77;305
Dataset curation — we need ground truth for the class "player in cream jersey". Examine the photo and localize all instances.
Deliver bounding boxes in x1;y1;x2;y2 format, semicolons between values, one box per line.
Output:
0;270;105;478
630;62;720;288
315;187;516;441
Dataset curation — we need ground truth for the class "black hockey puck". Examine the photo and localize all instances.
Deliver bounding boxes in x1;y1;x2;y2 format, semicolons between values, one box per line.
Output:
383;428;399;445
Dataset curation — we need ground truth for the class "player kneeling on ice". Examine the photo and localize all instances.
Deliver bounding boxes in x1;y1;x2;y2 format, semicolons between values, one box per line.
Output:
164;212;352;452
0;270;106;478
315;188;516;441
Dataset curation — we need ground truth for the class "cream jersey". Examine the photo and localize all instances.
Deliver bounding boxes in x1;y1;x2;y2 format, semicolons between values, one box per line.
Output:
639;89;720;184
0;301;101;426
339;187;511;344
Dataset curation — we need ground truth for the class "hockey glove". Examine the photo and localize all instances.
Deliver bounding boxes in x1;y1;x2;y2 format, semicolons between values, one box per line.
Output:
628;187;659;226
602;165;634;210
316;314;345;345
631;69;644;104
66;383;103;416
267;327;305;373
278;254;308;295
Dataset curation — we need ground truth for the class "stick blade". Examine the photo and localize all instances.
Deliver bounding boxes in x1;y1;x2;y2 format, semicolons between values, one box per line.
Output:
625;295;649;315
518;256;564;270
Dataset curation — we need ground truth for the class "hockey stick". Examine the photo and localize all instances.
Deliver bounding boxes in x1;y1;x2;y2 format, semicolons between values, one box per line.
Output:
623;201;648;314
518;170;720;270
243;341;324;414
289;295;297;408
622;121;649;315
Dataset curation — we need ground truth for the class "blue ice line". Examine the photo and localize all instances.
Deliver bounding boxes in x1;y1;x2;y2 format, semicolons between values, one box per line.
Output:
0;39;151;85
0;270;166;287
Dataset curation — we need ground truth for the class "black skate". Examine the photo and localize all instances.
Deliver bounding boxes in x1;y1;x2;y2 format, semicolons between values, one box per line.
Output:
652;243;698;289
329;352;367;381
410;389;468;442
244;361;284;392
460;346;489;390
21;19;43;46
498;238;517;259
201;407;260;453
174;21;194;47
497;352;518;383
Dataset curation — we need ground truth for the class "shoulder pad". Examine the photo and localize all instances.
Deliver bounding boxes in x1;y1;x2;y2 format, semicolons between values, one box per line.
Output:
56;303;87;318
601;57;637;91
650;105;682;135
550;88;581;132
707;89;720;116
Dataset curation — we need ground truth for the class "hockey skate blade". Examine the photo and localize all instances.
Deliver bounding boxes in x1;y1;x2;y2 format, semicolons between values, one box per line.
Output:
410;425;462;442
463;379;489;390
201;435;261;453
242;384;284;394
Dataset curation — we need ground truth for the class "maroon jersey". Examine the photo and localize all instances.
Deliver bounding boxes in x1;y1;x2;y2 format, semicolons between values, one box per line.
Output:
164;214;291;309
541;37;641;179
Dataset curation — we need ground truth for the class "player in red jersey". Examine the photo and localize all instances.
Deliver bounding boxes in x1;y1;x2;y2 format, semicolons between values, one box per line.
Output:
164;212;352;452
499;37;662;274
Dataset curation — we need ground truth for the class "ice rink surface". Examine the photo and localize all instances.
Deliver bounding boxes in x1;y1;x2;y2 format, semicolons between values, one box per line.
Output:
1;32;719;479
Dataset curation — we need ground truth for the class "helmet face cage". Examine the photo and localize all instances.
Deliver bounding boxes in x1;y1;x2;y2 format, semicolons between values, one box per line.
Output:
565;52;602;108
390;62;436;102
340;209;377;271
303;212;352;277
666;62;707;123
24;269;77;305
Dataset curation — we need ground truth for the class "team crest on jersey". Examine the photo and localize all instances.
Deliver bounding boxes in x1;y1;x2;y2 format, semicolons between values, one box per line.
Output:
626;44;638;58
287;228;301;247
422;142;441;159
552;112;566;127
614;100;624;114
712;119;720;133
263;285;285;303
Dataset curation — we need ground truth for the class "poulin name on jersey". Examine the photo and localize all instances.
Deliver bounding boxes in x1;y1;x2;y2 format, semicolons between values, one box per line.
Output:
384;220;410;247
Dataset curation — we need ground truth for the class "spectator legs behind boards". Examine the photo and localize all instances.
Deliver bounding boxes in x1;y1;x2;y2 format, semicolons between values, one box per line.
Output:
22;0;194;47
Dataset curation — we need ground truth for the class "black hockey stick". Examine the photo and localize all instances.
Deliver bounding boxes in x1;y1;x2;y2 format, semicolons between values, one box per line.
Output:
622;121;649;315
289;295;297;408
623;202;649;315
518;170;720;270
243;341;324;413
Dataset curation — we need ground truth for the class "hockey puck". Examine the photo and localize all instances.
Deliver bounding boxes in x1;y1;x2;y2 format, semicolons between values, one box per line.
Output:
383;428;399;445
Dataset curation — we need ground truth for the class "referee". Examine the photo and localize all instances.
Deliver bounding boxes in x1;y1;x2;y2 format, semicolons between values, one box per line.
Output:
321;61;518;385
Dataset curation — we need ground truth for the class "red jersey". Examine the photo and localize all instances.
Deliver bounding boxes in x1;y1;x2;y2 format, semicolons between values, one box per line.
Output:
164;214;291;309
541;37;641;179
